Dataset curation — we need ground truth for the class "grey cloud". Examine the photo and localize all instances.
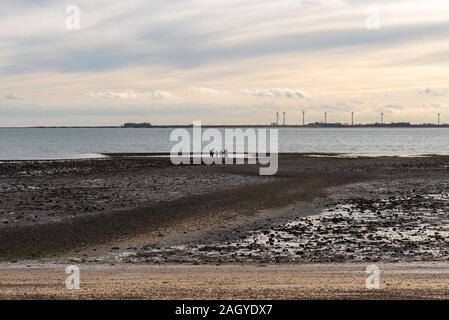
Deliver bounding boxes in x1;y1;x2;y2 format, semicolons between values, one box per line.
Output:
13;43;153;73
418;88;449;96
5;6;449;73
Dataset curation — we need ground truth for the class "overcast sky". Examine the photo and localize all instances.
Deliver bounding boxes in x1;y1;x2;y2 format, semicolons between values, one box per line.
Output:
1;0;449;126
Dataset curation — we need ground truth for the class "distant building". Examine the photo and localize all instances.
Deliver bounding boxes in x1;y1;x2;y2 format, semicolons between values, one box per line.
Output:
122;122;153;128
307;122;344;127
390;122;411;127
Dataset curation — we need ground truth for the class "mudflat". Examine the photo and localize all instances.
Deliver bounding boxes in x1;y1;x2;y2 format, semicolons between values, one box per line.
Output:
2;154;449;299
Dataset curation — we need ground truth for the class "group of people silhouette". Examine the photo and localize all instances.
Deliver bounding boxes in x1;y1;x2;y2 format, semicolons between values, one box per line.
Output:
209;149;229;158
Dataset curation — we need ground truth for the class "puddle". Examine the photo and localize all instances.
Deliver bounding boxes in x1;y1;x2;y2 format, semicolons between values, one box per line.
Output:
113;180;449;264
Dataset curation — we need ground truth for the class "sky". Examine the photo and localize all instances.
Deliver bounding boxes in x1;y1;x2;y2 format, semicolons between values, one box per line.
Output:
1;0;449;126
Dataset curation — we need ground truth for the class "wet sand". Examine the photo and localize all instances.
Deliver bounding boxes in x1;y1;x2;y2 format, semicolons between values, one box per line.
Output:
128;178;449;264
2;154;449;299
0;154;367;260
1;262;449;299
1;154;448;261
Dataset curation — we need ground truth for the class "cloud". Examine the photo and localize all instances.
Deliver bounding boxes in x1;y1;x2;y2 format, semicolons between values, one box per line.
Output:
144;90;176;99
384;104;404;110
242;88;308;99
5;92;23;100
300;0;347;7
87;90;176;100
87;90;138;100
8;0;449;74
418;88;449;96
188;86;223;95
3;0;449;126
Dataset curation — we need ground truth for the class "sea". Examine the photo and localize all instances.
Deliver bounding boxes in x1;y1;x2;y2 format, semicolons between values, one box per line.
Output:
1;127;449;160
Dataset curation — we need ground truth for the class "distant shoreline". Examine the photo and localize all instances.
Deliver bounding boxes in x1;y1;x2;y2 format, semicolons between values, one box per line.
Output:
1;124;449;129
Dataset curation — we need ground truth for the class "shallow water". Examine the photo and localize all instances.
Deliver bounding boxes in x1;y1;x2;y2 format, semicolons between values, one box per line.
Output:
1;127;449;160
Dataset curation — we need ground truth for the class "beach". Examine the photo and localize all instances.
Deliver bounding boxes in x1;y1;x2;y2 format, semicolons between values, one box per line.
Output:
2;263;449;299
1;154;449;298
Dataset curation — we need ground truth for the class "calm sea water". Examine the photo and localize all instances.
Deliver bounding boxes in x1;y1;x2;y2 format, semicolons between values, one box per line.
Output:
1;127;449;160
